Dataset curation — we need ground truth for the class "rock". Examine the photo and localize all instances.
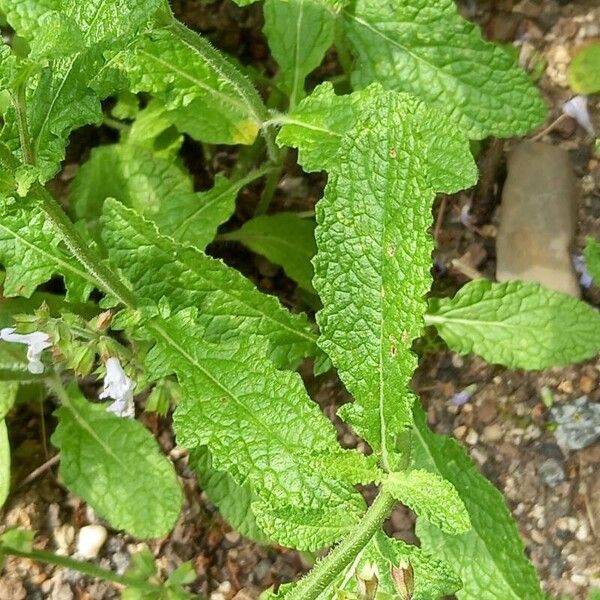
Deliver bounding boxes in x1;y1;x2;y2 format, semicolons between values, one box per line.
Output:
538;457;566;487
76;525;107;559
496;142;580;297
550;396;600;450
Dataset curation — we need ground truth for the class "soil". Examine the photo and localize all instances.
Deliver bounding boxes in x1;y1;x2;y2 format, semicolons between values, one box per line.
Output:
1;1;600;599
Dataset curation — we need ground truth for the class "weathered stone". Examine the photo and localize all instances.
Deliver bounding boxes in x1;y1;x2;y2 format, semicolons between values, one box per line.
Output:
496;142;580;297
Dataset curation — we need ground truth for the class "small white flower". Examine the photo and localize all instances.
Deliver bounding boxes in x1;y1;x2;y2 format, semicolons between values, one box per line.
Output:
0;328;52;374
100;357;135;418
562;96;595;137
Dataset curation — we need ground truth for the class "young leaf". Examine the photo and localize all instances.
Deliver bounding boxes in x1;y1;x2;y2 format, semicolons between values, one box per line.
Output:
313;87;476;460
0;0;163;180
386;469;470;535
189;447;268;544
118;23;266;145
221;213;317;291
52;386;182;539
146;309;365;550
341;0;546;138
101;199;317;368
584;237;600;285
315;531;462;600
263;0;335;108
0;419;9;508
426;280;600;370
411;403;544;600
0;196;94;301
278;82;477;193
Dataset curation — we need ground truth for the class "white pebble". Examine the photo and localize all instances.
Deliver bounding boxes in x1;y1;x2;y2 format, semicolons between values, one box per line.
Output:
76;525;107;559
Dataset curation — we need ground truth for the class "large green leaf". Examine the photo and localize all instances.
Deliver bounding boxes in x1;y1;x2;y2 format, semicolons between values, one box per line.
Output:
101;199;317;368
412;404;543;600
52;386;182;539
312;87;475;460
117;23;266;145
567;43;600;94
341;0;546;138
263;0;335;108
0;0;163;181
222;213;316;291
146;309;367;550
426;280;600;369
189;447;268;543
278;82;476;193
0;195;94;301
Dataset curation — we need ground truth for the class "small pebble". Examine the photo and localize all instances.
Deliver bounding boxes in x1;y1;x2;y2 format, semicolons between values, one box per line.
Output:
538;458;566;487
482;423;504;443
53;524;75;556
76;525;107;559
465;429;479;445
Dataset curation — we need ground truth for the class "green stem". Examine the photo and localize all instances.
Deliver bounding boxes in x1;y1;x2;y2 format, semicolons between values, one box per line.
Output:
30;186;137;309
254;160;283;216
287;488;396;600
12;83;34;166
0;546;165;594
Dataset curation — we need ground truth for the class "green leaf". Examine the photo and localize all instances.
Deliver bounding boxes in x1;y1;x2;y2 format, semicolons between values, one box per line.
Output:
0;419;9;508
584;237;600;285
312;87;475;459
412;403;543;600
386;469;470;535
0;381;20;419
426;280;600;370
0;196;94;301
101;199;317;368
118;23;265;145
567;42;600;94
189;446;268;543
278;82;478;193
52;386;182;539
0;0;163;181
341;0;546;138
71;142;248;248
146;309;365;550
263;0;335;108
222;213;316;291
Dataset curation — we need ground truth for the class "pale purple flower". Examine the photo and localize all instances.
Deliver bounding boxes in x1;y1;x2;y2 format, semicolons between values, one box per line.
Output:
460;204;472;228
451;384;477;406
573;253;593;289
100;357;135;418
562;96;595;137
0;328;51;374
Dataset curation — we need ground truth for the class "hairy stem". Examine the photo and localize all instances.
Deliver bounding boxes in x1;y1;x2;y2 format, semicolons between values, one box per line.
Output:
0;546;167;594
31;186;137;309
287;488;396;600
163;15;279;163
12;83;35;166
